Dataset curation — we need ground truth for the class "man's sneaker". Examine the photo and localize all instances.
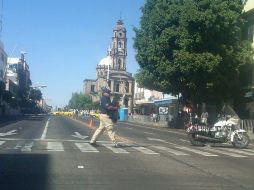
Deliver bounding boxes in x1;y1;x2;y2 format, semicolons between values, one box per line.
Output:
89;142;98;146
113;142;122;148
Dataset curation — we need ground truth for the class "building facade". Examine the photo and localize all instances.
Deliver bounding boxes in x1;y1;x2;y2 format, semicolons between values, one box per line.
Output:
83;19;134;108
0;40;7;83
7;53;31;98
241;1;254;118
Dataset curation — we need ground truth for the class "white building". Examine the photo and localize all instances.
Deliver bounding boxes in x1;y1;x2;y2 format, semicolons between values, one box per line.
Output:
5;57;19;96
134;82;164;104
0;40;7;82
243;0;254;48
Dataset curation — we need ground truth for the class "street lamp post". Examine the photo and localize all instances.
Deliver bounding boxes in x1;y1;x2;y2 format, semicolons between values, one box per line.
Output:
27;85;47;100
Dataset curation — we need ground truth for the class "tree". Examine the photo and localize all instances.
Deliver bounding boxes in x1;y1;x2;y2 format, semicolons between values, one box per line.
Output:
134;0;254;107
29;88;42;102
68;92;95;110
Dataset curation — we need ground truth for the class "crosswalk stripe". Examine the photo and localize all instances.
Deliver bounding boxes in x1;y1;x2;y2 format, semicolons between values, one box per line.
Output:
47;142;64;151
102;143;129;154
175;146;218;157
75;143;99;152
21;142;34;152
0;141;5;146
14;142;23;149
153;146;189;155
1;139;254;157
243;149;254;153
218;148;254;156
132;146;159;155
200;147;246;158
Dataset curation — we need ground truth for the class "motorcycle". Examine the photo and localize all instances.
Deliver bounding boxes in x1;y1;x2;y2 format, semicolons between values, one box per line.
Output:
186;105;250;148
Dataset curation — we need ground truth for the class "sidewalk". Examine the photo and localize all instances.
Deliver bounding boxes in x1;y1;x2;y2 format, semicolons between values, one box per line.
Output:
127;115;169;128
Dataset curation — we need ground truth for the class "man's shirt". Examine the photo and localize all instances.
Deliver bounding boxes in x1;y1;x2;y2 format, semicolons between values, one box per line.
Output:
100;95;111;114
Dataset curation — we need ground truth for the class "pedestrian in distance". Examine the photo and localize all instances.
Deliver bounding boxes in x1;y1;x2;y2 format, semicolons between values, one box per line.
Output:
89;86;120;147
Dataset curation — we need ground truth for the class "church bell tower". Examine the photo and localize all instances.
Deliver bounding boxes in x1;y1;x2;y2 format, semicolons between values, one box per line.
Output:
111;19;127;71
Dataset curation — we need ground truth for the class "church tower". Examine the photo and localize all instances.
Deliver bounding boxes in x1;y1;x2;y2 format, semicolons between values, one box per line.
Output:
84;19;134;110
111;19;127;71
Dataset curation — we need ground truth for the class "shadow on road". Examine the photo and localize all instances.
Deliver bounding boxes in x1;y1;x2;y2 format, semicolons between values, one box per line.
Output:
0;115;48;128
0;153;49;190
0;116;24;128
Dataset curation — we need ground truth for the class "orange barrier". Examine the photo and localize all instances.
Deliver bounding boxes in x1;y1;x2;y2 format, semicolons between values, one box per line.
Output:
88;119;93;128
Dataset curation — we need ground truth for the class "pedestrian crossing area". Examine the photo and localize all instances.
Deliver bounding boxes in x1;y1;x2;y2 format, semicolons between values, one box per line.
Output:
0;139;254;158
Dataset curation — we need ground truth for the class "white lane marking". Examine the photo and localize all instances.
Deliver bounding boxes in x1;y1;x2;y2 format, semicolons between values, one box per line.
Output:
175;146;218;157
14;142;23;149
132;146;159;155
75;143;99;152
200;147;246;158
121;122;185;135
0;130;17;137
144;132;154;135
238;148;254;153
21;142;34;152
0;141;5;146
47;142;64;151
41;118;50;140
102;143;129;154
218;148;254;156
126;127;134;130
153;146;189;155
179;139;189;143
72;132;89;140
147;137;166;142
0;138;110;143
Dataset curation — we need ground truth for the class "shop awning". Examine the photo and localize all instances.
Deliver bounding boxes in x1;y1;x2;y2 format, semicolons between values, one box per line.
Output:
153;98;176;106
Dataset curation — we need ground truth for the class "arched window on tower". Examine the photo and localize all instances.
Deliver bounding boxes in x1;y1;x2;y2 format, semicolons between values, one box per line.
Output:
116;83;120;92
108;80;111;89
118;41;122;48
125;81;129;93
118;59;122;70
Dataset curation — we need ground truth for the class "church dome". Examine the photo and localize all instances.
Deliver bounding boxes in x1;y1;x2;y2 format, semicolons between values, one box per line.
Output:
98;55;112;66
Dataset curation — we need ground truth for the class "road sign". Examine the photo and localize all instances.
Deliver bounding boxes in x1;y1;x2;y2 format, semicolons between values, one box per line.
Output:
159;107;168;115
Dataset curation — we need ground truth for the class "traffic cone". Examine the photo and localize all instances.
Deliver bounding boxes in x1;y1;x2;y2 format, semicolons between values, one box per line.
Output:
88;119;93;128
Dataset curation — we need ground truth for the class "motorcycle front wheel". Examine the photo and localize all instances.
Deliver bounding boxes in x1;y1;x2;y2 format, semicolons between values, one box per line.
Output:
188;133;205;146
232;132;250;149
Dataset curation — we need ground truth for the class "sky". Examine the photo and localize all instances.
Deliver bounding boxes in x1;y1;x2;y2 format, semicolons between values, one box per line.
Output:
1;0;145;108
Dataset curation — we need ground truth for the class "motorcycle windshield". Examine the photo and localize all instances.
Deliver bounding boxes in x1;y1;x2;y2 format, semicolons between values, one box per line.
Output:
221;105;239;119
221;105;240;126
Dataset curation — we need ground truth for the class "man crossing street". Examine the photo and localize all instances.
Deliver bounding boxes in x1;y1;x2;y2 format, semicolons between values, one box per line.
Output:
89;86;120;147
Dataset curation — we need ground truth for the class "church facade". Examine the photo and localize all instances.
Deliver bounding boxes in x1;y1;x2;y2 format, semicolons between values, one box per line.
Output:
83;19;134;109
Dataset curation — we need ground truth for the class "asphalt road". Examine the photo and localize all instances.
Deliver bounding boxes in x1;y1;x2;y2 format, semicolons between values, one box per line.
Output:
0;114;254;190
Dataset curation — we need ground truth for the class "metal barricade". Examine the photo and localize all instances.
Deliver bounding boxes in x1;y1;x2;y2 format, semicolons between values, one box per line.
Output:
240;119;254;134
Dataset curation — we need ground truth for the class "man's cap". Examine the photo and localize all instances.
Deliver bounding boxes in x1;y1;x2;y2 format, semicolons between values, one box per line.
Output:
101;86;111;93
